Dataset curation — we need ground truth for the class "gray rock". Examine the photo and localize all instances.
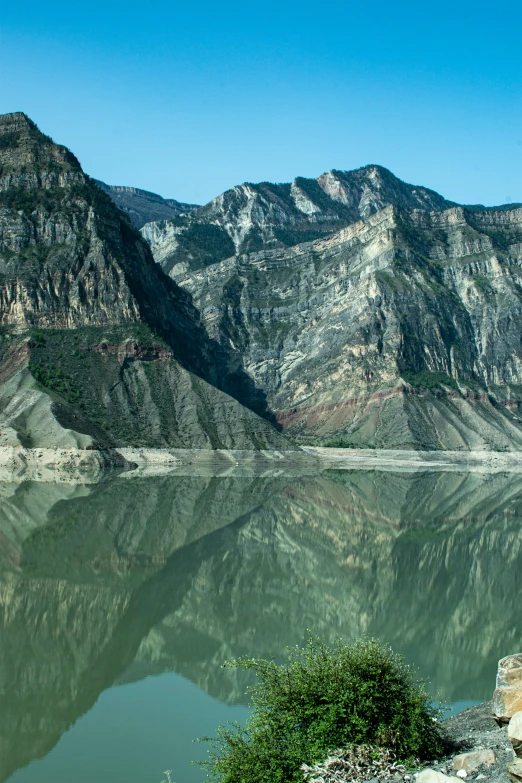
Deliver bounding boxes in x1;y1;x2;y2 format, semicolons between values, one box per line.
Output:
96;180;198;229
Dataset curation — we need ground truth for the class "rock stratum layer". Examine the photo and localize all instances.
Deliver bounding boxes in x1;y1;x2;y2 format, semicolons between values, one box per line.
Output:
0;112;290;449
144;165;522;449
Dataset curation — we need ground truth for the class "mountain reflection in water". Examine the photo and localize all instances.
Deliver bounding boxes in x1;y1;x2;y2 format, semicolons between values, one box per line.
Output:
1;468;522;782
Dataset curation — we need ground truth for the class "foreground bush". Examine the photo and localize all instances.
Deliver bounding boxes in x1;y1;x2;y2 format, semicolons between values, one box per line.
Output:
199;637;445;783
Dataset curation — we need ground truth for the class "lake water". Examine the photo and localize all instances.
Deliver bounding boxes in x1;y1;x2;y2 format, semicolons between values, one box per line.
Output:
1;465;521;783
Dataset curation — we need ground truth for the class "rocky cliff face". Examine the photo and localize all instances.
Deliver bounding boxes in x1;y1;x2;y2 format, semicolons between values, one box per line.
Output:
0;112;291;449
144;167;522;449
95;180;198;228
142;165;457;265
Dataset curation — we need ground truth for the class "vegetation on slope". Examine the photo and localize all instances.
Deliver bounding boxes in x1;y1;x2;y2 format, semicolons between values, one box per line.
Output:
26;325;169;446
161;222;236;273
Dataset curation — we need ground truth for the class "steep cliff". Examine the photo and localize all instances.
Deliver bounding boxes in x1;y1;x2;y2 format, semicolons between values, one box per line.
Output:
0;112;291;449
144;168;522;449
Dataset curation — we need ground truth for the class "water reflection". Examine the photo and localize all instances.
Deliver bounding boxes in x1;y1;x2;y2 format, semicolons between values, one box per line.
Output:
1;469;522;782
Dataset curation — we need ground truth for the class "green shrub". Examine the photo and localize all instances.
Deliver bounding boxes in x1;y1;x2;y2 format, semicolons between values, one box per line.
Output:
0;186;64;213
160;221;236;273
473;274;492;293
30;329;46;346
199;637;445;783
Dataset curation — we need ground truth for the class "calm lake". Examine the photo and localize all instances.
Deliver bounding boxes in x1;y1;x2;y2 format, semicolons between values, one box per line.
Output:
1;464;521;783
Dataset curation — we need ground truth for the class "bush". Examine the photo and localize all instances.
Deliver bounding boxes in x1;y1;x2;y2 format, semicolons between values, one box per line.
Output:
199;637;445;783
30;329;46;346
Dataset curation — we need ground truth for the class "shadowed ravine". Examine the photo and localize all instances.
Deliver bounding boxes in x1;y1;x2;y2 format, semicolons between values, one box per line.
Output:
1;469;522;782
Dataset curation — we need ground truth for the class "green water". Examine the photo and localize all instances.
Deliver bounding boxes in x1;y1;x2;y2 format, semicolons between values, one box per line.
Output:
2;467;522;783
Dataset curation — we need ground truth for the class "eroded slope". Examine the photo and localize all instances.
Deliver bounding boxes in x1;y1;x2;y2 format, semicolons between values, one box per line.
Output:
0;112;291;449
157;201;522;448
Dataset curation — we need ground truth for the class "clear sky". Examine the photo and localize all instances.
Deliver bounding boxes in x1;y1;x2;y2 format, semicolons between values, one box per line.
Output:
1;0;521;206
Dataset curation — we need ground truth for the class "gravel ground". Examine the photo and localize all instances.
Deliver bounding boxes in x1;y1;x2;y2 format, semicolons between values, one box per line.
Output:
414;702;513;783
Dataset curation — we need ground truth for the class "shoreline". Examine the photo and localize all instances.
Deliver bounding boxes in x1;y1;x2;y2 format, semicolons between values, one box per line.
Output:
0;446;318;482
303;446;522;473
2;445;522;482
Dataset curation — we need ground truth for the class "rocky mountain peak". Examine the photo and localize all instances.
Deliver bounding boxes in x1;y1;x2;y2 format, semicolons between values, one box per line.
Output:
316;165;455;217
0;111;34;134
0;112;82;191
141;164;460;265
143;160;522;451
0;111;291;450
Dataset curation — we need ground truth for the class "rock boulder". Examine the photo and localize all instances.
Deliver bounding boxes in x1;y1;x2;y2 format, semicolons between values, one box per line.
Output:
492;654;522;724
509;710;522;757
416;770;462;783
452;750;496;772
507;758;522;783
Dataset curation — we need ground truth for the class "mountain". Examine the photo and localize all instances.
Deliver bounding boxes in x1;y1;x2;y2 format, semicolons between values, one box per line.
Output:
0;112;291;450
143;166;522;449
141;165;458;272
3;111;522;452
95;180;198;228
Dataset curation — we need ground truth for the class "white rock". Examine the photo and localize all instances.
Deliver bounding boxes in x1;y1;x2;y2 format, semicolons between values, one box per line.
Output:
416;770;463;783
456;771;467;778
452;750;496;773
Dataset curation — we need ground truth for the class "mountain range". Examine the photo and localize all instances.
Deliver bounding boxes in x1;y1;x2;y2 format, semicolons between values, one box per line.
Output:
2;111;522;450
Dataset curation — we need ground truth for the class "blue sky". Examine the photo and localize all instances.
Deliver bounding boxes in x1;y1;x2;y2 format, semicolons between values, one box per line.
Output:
1;0;521;206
